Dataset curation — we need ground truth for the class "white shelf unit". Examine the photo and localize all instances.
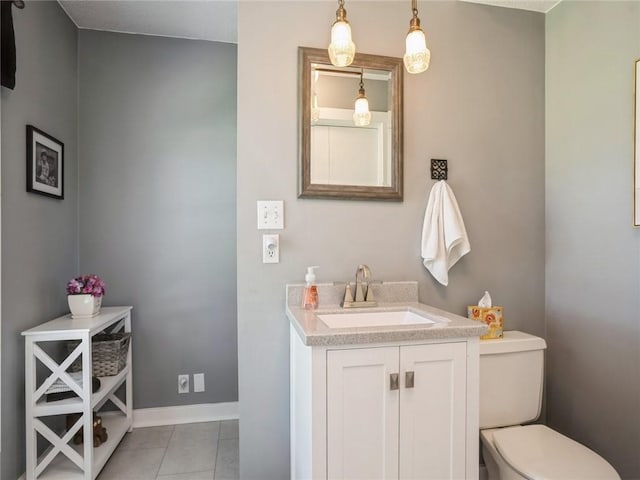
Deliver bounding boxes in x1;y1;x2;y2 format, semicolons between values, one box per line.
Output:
22;306;133;480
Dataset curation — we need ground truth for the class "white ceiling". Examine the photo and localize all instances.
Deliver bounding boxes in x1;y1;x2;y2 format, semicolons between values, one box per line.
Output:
460;0;561;13
58;1;238;44
58;0;559;44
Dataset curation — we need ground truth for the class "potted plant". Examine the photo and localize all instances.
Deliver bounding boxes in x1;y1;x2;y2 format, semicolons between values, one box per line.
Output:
66;275;106;318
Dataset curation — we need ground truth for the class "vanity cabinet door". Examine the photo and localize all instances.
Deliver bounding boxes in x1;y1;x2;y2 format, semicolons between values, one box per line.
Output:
325;342;468;480
399;343;467;480
327;347;400;480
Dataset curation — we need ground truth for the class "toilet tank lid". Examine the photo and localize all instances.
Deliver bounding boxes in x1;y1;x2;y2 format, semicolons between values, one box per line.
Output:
479;330;547;355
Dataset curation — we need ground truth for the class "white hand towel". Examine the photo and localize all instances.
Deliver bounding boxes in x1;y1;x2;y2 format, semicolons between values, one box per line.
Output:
421;180;471;286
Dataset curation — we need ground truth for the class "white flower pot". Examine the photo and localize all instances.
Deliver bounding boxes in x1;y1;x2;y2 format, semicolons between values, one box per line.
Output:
68;294;102;319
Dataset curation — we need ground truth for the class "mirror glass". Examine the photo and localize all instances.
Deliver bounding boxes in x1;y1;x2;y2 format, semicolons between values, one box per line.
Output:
298;47;403;200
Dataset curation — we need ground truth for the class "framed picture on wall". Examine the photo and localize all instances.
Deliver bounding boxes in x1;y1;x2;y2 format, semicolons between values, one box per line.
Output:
26;125;64;199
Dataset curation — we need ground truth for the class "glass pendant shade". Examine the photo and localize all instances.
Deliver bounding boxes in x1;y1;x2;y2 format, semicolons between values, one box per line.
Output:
353;88;371;127
328;20;356;67
404;28;430;74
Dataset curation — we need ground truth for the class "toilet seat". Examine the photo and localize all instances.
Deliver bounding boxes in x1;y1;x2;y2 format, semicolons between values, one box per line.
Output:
490;424;620;480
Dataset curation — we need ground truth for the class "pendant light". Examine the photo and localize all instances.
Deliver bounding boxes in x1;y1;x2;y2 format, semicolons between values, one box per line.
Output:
403;0;431;74
353;70;371;127
328;0;356;67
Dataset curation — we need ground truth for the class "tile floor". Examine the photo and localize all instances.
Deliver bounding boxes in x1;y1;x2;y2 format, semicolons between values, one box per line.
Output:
98;420;239;480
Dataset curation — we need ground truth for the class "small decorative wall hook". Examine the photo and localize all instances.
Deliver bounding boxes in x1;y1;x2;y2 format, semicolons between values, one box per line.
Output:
430;159;448;180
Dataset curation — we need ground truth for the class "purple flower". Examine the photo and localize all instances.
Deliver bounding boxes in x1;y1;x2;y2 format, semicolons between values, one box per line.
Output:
66;274;106;297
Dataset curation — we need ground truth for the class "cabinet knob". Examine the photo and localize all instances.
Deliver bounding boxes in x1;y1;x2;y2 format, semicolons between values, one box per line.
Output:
405;371;415;389
390;373;399;391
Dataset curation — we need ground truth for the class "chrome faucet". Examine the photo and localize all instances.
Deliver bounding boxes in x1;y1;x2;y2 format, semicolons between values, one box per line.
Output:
342;264;378;308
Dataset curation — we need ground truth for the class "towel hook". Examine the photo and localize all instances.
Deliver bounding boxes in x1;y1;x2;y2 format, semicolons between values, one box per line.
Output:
13;0;25;9
430;159;448;180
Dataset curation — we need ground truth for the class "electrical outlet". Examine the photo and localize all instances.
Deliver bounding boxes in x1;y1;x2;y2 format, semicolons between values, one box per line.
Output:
193;373;205;392
263;234;279;263
178;374;189;394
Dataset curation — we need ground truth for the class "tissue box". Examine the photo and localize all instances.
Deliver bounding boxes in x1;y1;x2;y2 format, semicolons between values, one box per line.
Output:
467;306;503;340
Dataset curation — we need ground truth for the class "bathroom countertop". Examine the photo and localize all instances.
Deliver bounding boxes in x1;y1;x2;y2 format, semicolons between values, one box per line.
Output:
287;282;488;347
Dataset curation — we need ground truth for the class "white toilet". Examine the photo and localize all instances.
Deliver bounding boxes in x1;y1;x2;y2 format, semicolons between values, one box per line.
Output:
479;331;620;480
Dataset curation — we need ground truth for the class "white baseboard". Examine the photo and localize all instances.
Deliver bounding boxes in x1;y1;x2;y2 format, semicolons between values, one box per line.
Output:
132;401;239;428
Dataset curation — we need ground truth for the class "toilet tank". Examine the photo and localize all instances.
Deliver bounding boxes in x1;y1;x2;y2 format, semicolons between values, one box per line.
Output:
479;330;547;429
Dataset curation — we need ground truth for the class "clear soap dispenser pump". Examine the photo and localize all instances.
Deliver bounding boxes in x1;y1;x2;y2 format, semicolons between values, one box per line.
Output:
302;266;319;310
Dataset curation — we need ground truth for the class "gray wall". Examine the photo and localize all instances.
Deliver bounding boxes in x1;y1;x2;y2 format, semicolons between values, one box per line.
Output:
545;2;640;477
237;2;545;478
78;31;238;408
0;2;78;479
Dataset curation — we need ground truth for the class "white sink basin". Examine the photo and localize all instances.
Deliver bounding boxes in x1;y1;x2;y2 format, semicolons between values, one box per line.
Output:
318;310;448;329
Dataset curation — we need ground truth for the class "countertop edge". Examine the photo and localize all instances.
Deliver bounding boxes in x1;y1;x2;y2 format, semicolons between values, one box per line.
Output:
287;302;488;347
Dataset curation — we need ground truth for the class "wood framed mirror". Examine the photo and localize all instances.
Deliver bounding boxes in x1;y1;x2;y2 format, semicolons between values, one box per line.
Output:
298;47;403;201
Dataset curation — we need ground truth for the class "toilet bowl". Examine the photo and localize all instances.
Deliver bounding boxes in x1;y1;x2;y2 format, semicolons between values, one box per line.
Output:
479;331;620;480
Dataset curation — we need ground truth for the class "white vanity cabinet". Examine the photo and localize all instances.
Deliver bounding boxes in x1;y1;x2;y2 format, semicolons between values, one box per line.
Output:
327;343;467;479
291;326;479;480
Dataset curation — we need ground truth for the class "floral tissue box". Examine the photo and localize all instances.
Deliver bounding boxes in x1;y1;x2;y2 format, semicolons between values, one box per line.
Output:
467;306;504;340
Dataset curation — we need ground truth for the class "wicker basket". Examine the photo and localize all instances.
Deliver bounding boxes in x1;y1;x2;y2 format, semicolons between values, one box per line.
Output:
67;333;131;377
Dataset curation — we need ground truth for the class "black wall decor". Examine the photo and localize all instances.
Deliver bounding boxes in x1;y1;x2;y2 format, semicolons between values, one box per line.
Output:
430;158;448;181
1;0;18;90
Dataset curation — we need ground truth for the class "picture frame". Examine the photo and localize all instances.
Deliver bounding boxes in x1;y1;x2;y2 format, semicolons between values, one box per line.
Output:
635;59;640;226
26;125;64;199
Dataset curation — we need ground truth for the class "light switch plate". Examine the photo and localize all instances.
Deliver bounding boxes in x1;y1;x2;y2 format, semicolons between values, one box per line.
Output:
257;200;284;230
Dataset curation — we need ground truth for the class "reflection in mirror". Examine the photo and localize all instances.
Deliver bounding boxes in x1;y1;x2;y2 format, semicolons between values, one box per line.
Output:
311;66;391;187
299;47;403;200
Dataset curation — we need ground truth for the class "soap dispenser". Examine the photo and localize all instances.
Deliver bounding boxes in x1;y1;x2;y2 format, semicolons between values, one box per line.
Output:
302;266;319;310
